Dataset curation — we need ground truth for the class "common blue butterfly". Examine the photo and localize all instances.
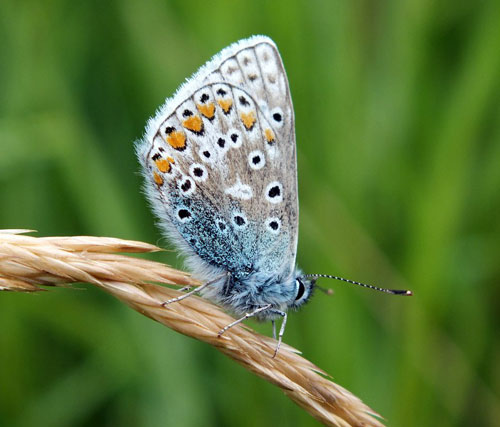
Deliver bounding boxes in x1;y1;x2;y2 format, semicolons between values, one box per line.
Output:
136;36;411;355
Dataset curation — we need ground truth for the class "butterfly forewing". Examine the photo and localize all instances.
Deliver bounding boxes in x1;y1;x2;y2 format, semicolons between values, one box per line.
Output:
138;36;298;280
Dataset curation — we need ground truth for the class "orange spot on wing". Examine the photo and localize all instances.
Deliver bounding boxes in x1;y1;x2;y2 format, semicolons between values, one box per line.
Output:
197;103;215;119
155;156;175;173
155;159;168;173
167;131;186;149
217;99;233;114
153;172;164;186
265;128;275;144
182;115;203;133
240;111;256;130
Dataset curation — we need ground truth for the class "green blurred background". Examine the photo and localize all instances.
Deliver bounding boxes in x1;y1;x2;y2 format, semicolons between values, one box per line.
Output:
1;1;499;426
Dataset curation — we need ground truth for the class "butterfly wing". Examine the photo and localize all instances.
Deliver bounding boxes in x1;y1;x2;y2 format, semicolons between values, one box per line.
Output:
137;36;298;281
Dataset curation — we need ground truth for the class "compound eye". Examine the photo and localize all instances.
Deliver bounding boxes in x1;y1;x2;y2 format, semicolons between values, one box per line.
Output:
295;279;305;301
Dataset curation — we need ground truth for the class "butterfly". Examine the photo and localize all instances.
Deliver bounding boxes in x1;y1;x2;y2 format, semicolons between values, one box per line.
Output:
136;36;411;355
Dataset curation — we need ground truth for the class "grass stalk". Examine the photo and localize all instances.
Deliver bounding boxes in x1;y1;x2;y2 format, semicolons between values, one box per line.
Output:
0;230;383;427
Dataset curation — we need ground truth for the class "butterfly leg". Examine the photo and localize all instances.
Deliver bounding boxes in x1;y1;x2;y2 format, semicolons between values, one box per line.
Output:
272;320;277;340
217;304;272;337
270;310;287;358
161;273;229;306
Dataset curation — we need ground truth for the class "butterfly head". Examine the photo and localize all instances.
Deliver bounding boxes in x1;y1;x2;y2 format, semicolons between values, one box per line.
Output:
288;275;316;310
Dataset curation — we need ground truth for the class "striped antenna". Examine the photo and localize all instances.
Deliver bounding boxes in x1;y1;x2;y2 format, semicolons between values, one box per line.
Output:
302;274;412;296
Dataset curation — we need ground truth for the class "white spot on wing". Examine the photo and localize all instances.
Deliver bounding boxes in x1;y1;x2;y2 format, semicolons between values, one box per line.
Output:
232;211;248;228
266;217;281;234
178;176;195;197
265;181;283;204
189;163;208;182
225;177;253;200
215;133;230;155
199;147;214;164
248;150;265;170
177;208;192;223
270;107;284;129
228;129;242;148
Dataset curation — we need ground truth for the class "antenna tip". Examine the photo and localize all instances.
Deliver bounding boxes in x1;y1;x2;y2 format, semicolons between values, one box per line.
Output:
405;290;413;296
326;289;334;295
